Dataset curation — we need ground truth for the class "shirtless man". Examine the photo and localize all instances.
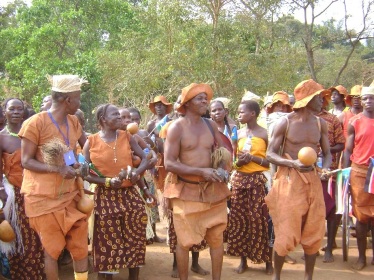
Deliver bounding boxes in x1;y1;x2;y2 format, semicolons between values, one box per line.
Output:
164;83;231;280
265;79;332;280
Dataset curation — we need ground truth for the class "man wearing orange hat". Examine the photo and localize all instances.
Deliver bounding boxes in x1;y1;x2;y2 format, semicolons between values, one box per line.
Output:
147;96;173;194
265;79;332;280
329;85;348;116
343;86;374;270
164;83;231;280
338;85;363;139
19;75;89;280
314;89;345;263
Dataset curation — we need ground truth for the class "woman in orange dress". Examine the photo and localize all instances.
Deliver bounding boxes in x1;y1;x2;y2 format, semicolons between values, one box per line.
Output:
0;98;45;280
83;104;152;280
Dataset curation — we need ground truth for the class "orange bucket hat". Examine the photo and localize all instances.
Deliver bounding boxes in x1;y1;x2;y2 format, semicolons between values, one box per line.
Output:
345;85;362;106
177;83;213;114
334;85;349;97
148;96;173;115
267;91;292;114
293;79;331;109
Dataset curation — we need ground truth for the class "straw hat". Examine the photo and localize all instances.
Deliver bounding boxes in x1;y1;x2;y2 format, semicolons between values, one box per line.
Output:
241;90;261;102
48;75;88;93
361;86;374;96
148;96;173;115
177;83;213;114
293;79;331;109
267;91;292;114
212;97;230;108
345;85;362;106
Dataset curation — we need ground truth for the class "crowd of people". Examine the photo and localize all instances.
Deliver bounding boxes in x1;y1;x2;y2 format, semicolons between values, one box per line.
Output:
0;74;373;280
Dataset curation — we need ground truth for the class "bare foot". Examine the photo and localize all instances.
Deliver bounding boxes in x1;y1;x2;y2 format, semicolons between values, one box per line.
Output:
265;262;274;275
234;262;248;274
323;251;335;263
352;259;366;270
171;266;179;278
153;236;166;243
191;264;210;275
321;242;337;252
284;255;296;264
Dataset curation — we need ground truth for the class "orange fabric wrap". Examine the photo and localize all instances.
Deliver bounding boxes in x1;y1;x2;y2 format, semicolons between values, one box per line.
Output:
265;166;325;256
19;112;82;217
164;173;231;204
350;163;374;223
3;149;23;187
88;130;133;187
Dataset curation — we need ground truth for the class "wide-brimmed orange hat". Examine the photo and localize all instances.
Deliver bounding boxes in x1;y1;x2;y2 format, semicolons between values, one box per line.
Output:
345;85;362;106
293;79;331;109
148;96;173;115
267;91;292;114
321;87;336;108
334;85;349;97
177;83;213;114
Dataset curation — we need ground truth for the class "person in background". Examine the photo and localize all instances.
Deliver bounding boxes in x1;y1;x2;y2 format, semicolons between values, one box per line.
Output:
227;100;272;275
338;85;363;139
342;86;374;271
0;98;46;280
40;95;52;112
314;89;345;263
329;85;348;116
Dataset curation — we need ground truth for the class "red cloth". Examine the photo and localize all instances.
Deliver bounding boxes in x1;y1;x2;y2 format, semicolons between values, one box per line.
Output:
350;113;374;166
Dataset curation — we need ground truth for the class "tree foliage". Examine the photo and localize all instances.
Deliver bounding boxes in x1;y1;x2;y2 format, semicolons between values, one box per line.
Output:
0;0;373;131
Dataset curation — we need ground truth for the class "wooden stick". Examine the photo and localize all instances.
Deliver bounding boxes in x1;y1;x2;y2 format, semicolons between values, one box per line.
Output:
284;153;309;184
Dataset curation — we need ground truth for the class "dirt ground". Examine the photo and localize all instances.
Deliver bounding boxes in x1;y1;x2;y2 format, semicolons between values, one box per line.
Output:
59;215;374;280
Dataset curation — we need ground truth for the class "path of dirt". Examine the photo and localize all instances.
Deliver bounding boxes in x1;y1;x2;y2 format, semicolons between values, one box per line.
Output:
59;215;374;280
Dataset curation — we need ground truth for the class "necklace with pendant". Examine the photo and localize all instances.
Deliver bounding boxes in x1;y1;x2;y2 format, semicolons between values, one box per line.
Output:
101;131;118;163
6;126;19;138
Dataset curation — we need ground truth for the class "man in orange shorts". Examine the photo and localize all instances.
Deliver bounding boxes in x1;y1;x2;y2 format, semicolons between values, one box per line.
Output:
164;83;231;280
265;79;332;280
343;86;374;270
19;75;89;280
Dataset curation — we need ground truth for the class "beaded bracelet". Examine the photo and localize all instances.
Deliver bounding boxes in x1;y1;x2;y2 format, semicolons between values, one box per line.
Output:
105;177;111;188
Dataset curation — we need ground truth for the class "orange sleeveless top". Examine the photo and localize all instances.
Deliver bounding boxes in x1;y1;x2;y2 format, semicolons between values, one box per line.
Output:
88;130;133;187
350;113;374;166
342;110;355;139
3;149;23;187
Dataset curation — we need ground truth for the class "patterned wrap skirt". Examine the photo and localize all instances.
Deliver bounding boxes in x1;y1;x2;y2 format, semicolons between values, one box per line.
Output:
9;188;46;280
226;171;271;263
93;186;148;272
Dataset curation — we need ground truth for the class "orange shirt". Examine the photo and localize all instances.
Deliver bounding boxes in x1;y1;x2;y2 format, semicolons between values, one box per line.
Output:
2;149;23;187
19;112;82;217
342;110;355;139
350;113;374;166
88;130;133;187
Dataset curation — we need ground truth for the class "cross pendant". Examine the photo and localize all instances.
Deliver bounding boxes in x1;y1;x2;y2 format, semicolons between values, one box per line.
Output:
114;158;117;163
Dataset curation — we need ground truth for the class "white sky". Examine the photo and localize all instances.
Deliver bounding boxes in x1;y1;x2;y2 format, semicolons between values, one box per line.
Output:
291;0;373;33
